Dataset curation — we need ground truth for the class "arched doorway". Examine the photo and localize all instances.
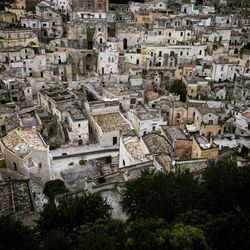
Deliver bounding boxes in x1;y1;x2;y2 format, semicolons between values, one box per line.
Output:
86;54;94;71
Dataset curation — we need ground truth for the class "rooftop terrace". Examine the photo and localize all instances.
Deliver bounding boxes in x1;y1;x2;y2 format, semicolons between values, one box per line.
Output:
93;112;132;133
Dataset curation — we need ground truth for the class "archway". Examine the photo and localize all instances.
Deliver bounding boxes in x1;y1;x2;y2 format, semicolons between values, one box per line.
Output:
86;54;94;71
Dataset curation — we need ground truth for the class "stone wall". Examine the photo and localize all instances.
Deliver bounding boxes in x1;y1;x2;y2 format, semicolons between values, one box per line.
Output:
0;180;34;216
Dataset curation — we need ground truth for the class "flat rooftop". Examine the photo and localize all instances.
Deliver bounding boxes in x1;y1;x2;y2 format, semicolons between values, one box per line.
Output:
123;137;146;161
135;107;162;120
195;136;217;150
103;86;135;96
142;133;175;158
161;126;187;141
93;112;132;133
68;107;86;121
2;129;46;158
40;87;77;103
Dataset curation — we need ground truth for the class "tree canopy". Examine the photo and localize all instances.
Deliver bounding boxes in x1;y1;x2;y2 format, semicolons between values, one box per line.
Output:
3;158;250;250
0;216;38;250
170;80;187;102
122;170;201;221
43;179;69;201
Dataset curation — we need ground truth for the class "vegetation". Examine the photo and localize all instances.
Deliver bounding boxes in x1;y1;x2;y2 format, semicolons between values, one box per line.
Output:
2;158;250;249
43;179;69;201
38;193;112;236
170;80;187;102
0;216;38;250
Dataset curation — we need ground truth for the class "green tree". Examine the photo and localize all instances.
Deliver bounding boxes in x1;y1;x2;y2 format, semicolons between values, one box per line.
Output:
203;211;250;250
170;80;187;102
175;210;212;228
38;193;112;235
45;228;72;250
76;218;125;250
43;179;69;201
122;170;200;221
0;216;38;250
169;224;210;250
201;158;240;213
124;218;170;250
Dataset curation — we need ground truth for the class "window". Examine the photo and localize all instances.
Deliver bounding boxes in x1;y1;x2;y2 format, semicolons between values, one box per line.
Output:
159;51;162;57
180;51;183;56
159;31;162;35
199;50;202;55
180;32;183;37
221;66;224;71
113;136;117;145
78;124;81;128
152;126;156;131
87;3;92;9
98;28;101;31
131;98;136;104
39;163;42;168
13;162;17;171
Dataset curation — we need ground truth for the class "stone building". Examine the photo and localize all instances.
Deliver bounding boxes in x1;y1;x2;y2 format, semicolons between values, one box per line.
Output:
191;135;219;160
85;100;133;147
0;128;51;183
73;0;109;19
127;106;164;137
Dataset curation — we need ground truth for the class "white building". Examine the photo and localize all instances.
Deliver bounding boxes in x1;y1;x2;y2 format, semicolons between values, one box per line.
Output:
212;60;236;82
97;47;119;75
119;135;149;168
127;107;164;137
0;129;51;183
64;108;89;146
53;0;72;13
234;111;250;136
85;100;133;147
